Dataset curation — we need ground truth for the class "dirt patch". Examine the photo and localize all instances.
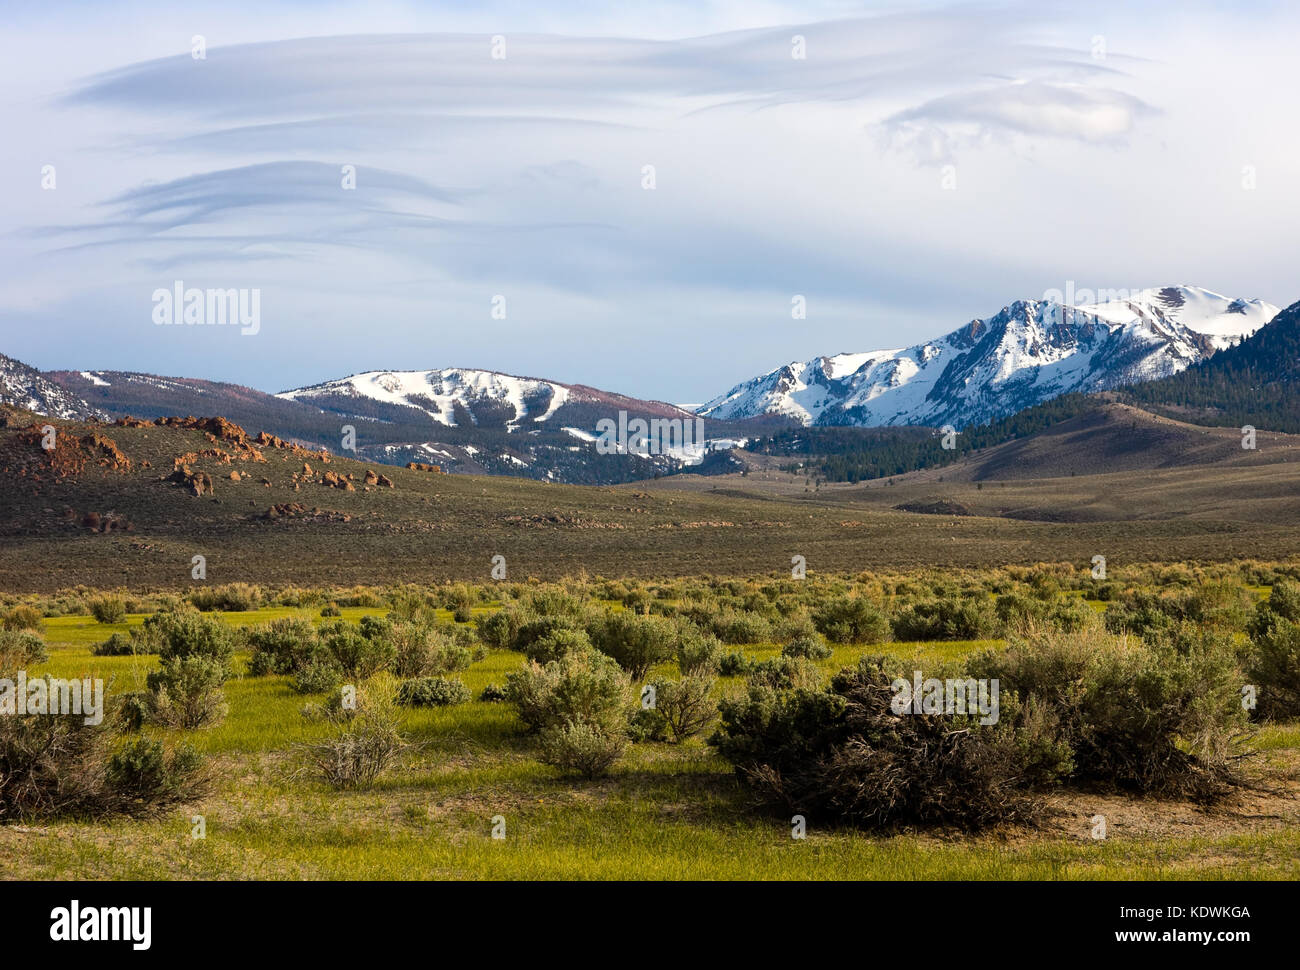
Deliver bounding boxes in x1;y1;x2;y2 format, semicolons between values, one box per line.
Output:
992;751;1300;847
894;499;972;516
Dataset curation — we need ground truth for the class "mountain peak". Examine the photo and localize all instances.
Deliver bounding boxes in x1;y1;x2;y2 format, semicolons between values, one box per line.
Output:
279;365;697;431
699;285;1280;429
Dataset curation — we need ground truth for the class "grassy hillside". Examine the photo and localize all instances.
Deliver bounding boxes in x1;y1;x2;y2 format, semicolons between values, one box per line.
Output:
5;404;1300;591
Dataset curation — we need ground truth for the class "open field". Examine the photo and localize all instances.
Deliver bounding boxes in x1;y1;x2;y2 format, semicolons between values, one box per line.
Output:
4;581;1299;881
4;410;1300;592
4;410;1300;880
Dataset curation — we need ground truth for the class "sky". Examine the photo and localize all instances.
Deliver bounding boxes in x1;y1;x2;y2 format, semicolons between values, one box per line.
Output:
1;0;1296;404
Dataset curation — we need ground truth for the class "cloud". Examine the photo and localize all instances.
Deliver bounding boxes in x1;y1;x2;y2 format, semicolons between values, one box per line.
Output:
877;80;1156;163
42;17;1153;275
3;2;1297;403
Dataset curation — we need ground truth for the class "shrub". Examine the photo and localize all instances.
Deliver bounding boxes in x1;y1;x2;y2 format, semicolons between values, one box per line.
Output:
143;608;236;669
622;587;653;614
892;597;996;641
319;620;395;678
711;656;1045;830
246;617;319;676
1246;616;1300;720
453;605;474;623
677;600;723;632
505;650;630;777
515;614;589;656
523;588;590;617
106;739;208;813
524;627;592;665
320;603;342;618
710;610;773;645
386;589;430;623
773;613;820;643
88;595;127;624
117;691;149;732
0;629;49;667
303;680;410;790
1046;597;1095;633
1182;582;1254;631
146;656;229;729
275;587;322;608
746;656;822;692
972;625;1247;797
92;632;140;657
718;650;753;677
996;593;1094;635
643;676;716;743
397;677;471;707
0;699;105;820
505;649;630;733
293;658;342;695
813;597;890;644
1103;592;1174;638
190;582;262;612
2;605;44;634
782;634;832;661
539;720;626;779
479;683;507;703
481;591;591;654
585;612;677;679
390;621;472;677
0;660;209;820
676;628;722;676
1247;578;1300;640
995;593;1045;629
142;610;235;730
628;704;667;742
442;582;477;611
1264;580;1300;624
478;606;529;649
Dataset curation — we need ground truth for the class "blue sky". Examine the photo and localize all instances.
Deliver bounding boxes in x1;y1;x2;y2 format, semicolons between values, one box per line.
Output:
1;0;1296;403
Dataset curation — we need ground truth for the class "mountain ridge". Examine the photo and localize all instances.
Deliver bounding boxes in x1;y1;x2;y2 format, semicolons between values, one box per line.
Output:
698;285;1278;428
1;354;102;421
45;364;745;483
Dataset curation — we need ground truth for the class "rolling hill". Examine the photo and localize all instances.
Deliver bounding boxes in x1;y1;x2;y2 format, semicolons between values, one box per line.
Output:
4;398;1300;592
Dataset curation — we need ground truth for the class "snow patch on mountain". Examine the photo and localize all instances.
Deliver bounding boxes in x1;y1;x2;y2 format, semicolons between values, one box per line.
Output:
0;353;103;421
699;286;1278;429
278;368;570;429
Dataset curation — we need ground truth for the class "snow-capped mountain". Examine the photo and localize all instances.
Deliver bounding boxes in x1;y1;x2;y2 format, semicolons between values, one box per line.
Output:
278;367;696;430
0;353;102;421
698;286;1279;428
273;368;740;480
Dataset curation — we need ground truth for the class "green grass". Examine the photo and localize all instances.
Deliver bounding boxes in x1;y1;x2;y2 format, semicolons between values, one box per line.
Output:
5;606;1298;881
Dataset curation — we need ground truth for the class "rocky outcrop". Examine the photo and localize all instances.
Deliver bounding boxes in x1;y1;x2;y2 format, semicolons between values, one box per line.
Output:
166;465;213;496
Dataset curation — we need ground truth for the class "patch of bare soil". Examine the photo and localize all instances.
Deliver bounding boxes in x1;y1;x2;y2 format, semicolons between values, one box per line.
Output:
997;751;1300;846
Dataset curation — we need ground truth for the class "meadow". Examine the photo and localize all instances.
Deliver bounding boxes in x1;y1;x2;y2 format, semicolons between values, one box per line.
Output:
4;566;1299;881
